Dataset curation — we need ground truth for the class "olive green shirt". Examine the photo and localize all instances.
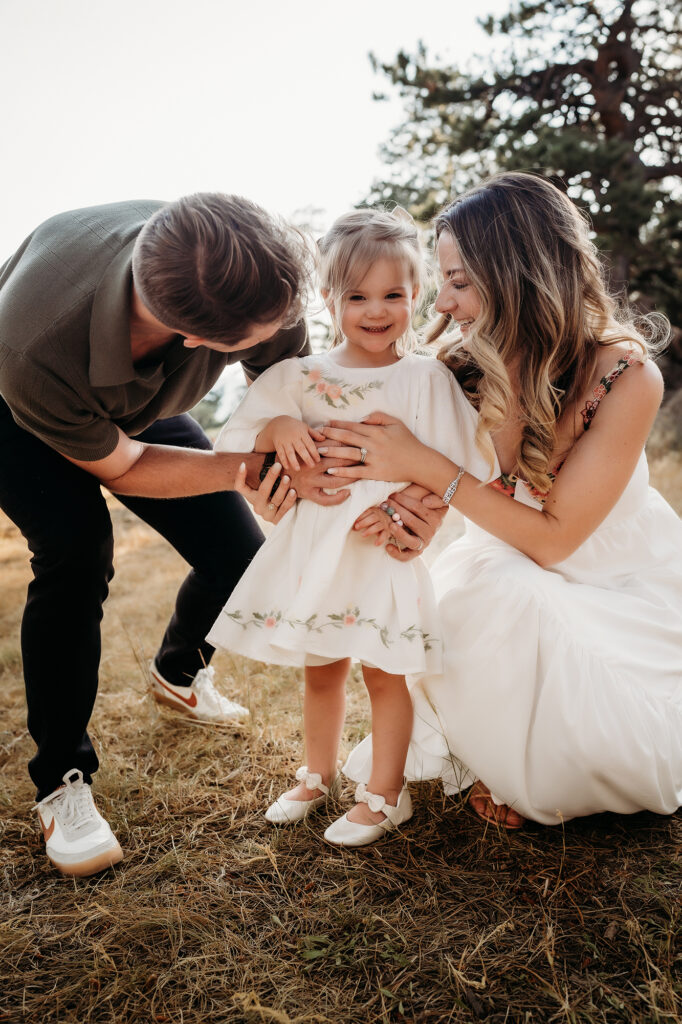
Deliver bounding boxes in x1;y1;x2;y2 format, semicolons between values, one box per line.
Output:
0;200;308;461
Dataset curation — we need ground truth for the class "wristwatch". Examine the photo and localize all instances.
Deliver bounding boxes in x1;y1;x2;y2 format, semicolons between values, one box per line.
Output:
259;451;277;482
259;451;282;499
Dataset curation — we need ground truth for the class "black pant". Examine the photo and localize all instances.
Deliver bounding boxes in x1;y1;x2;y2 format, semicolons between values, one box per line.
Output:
0;398;263;799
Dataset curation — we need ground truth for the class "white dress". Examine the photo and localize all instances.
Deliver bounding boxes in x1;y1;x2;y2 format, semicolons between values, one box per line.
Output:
345;358;682;823
207;352;489;675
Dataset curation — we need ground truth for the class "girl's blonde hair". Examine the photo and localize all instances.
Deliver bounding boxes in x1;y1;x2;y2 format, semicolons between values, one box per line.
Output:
317;208;426;354
428;172;669;493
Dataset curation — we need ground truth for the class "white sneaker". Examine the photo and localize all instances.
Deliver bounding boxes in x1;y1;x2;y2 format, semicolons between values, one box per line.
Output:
34;769;123;877
149;661;249;723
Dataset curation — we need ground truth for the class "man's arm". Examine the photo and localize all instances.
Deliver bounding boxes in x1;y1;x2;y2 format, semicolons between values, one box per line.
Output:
64;424;350;505
64;426;265;496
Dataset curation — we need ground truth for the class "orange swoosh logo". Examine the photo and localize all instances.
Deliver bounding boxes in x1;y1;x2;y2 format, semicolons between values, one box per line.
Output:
152;671;198;708
39;813;55;841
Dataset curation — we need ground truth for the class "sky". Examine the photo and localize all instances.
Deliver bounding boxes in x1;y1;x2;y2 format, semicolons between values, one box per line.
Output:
0;0;510;260
0;0;509;412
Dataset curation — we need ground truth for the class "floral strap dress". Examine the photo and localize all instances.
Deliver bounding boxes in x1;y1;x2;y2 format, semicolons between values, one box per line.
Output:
344;350;682;824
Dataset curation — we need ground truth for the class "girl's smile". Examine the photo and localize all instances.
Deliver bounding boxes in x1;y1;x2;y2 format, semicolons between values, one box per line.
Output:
330;258;417;367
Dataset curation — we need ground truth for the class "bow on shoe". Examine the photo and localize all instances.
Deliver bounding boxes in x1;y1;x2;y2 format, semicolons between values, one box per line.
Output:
295;766;330;795
355;782;388;815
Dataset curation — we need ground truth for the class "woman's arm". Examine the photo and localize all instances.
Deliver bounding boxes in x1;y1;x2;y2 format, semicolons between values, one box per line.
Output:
324;360;664;567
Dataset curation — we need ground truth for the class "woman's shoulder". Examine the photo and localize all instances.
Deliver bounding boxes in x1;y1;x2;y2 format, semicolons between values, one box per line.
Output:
590;345;663;399
581;345;663;430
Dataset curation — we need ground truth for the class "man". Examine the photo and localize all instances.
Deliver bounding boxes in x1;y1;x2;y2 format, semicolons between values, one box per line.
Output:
0;193;346;877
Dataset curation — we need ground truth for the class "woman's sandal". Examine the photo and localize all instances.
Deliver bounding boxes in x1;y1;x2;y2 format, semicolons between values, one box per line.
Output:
467;781;525;830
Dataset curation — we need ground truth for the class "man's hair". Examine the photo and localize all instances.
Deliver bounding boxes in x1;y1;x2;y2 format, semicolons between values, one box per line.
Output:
132;193;311;343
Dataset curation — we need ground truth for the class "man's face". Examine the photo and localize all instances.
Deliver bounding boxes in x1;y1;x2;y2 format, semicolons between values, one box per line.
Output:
182;317;285;353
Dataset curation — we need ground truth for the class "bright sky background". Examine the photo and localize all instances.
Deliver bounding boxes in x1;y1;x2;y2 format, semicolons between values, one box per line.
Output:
0;0;509;260
0;0;509;411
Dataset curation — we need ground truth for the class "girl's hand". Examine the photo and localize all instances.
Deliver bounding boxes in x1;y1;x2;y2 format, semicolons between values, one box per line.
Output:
318;412;422;482
270;416;324;473
234;461;296;524
355;506;395;547
354;485;448;561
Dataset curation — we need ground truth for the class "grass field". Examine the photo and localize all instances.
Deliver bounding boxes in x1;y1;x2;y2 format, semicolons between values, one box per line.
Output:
0;455;680;1024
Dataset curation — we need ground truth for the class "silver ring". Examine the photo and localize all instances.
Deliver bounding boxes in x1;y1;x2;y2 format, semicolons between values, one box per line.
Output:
359;447;368;465
267;502;276;512
416;539;424;552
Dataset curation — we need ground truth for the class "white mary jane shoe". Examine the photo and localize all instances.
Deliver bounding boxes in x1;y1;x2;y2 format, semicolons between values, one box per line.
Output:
265;766;338;825
323;782;413;847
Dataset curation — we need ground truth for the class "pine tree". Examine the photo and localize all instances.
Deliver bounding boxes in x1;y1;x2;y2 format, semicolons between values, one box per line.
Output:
368;0;682;337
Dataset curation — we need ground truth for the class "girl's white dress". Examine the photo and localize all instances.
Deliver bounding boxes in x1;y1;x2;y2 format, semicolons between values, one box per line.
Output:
345;357;682;823
207;353;489;675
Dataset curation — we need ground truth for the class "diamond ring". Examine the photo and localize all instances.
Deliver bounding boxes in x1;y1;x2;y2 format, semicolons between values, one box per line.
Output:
267;503;276;512
359;447;368;464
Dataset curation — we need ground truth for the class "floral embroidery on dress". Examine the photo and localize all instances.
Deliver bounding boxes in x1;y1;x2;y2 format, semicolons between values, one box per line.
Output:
581;353;637;430
223;604;438;651
302;367;384;409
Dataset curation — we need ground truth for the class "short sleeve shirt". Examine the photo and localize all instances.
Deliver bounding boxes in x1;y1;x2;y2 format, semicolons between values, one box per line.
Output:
0;200;309;461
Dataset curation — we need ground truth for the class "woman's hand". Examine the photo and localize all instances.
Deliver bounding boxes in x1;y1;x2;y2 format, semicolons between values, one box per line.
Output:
355;484;448;561
319;412;423;483
234;461;296;524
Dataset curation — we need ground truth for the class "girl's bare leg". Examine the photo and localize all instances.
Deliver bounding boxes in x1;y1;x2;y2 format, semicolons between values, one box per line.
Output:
283;658;350;801
347;667;412;826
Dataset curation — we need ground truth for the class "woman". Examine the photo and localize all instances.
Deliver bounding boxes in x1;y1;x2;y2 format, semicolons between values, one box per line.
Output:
305;171;682;828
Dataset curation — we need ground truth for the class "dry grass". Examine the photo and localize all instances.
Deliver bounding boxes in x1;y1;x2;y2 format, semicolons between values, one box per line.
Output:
1;471;681;1024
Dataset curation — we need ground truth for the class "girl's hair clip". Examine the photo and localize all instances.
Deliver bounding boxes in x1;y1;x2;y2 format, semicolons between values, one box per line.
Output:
391;204;416;225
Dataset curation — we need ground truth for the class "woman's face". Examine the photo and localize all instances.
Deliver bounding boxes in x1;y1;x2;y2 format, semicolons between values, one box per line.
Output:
435;232;481;336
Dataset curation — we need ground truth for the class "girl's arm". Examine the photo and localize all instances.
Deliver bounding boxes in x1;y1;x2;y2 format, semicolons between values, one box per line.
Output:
324;360;663;567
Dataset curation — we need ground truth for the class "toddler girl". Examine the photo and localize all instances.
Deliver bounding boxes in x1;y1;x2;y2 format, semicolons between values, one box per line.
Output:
207;209;487;846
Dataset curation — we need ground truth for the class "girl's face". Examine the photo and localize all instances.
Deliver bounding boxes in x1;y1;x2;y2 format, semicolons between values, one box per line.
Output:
435;232;481;336
335;258;417;366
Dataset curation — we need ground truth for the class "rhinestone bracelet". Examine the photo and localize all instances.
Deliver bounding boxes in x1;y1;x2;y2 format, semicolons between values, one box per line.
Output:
442;466;465;505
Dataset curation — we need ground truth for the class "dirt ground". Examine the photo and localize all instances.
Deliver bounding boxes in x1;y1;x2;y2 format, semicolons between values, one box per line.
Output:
0;455;680;1023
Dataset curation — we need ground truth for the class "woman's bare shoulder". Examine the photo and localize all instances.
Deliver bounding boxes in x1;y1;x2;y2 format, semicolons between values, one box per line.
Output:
590;344;662;395
588;348;663;424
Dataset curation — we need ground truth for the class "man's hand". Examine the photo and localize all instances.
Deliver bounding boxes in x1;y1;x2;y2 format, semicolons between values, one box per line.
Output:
288;455;353;506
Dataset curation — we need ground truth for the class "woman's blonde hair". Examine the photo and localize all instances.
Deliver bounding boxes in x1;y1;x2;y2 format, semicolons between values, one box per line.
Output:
429;172;669;493
317;208;426;354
